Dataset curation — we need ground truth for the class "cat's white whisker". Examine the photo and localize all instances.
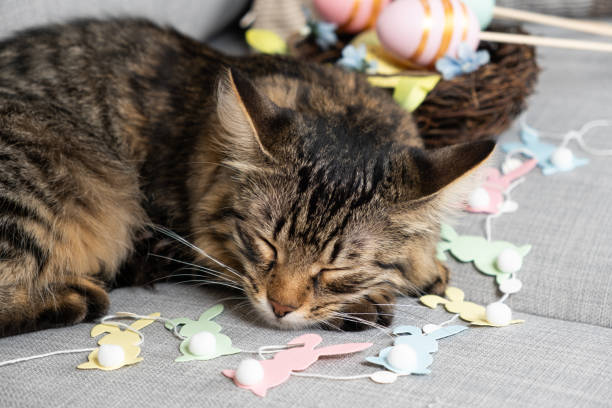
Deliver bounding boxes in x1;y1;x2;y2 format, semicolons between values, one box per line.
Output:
191;280;246;292
151;225;244;280
149;253;243;284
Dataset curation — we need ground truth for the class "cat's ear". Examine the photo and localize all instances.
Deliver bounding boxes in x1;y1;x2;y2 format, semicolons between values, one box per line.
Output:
216;67;293;163
392;140;495;201
415;140;496;197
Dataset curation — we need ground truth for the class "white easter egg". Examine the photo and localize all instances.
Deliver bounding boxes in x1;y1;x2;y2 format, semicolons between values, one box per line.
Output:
468;187;490;210
235;358;264;386
188;331;217;357
550;147;574;170
386;344;418;373
485;302;512;326
97;344;125;368
496;248;523;274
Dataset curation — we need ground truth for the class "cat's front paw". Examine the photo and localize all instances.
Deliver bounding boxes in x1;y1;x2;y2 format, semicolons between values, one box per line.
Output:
0;277;110;337
328;293;396;331
419;259;450;296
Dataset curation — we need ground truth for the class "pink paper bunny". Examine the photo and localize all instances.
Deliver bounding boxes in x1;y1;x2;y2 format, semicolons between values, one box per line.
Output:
222;334;372;397
465;158;537;214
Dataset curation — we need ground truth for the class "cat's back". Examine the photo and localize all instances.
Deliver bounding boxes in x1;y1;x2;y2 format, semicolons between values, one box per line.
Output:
0;19;231;162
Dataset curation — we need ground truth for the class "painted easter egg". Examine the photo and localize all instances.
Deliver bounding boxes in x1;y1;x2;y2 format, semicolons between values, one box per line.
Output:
313;0;392;33
377;0;480;67
462;0;495;29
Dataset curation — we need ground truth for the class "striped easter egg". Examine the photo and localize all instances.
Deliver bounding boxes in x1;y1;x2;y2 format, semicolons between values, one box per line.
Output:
313;0;392;33
376;0;480;67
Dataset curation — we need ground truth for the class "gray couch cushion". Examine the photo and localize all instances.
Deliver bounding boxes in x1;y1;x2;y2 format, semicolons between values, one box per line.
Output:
0;284;610;408
0;0;249;41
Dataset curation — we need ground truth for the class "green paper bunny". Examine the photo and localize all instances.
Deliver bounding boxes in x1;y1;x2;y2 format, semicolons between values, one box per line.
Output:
165;304;240;362
437;224;531;283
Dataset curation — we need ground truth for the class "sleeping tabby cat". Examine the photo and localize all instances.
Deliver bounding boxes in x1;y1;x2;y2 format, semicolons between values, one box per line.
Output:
0;19;494;336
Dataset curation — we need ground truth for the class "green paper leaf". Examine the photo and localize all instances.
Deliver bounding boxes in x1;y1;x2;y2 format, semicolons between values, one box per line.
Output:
393;75;440;112
245;29;287;55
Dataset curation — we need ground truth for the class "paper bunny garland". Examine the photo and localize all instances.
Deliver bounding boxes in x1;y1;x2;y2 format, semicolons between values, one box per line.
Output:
165;304;240;362
465;159;537;214
366;325;467;375
437;224;531;283
420;287;523;327
222;334;372;397
501;121;589;175
78;313;159;370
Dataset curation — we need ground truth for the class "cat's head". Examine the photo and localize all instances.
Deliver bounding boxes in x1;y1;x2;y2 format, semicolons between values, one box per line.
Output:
198;67;494;330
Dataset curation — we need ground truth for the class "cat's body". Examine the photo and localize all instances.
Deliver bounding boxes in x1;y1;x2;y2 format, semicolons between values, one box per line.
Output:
0;20;493;336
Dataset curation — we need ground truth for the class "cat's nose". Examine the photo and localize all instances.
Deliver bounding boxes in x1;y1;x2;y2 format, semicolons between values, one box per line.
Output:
268;298;296;318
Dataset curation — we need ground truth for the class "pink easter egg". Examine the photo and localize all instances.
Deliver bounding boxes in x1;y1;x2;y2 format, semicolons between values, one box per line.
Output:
377;0;480;67
313;0;392;33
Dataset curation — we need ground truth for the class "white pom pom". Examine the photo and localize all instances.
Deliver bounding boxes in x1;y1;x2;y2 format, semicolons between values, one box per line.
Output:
386;344;418;373
235;359;264;386
496;248;523;274
550;147;574;170
485;302;512;326
188;331;217;357
97;344;125;368
468;187;490;210
502;157;522;174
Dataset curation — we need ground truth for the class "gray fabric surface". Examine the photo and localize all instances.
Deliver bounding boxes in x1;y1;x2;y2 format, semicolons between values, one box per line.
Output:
0;284;611;408
0;0;249;41
1;12;612;408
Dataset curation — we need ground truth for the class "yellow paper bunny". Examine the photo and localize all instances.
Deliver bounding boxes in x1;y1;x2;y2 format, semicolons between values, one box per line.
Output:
420;287;523;327
78;312;160;371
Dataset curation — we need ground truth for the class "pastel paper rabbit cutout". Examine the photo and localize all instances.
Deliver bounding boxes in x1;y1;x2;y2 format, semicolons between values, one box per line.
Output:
222;333;372;397
501;121;588;175
366;325;467;375
164;304;240;362
77;312;159;371
465;159;537;214
437;224;531;283
420;287;523;327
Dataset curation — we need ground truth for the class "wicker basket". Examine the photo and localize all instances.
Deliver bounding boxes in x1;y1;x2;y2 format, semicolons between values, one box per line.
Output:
289;26;539;147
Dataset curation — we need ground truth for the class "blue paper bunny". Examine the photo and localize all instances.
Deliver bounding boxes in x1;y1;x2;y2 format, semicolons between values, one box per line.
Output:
501;121;588;175
366;325;467;375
